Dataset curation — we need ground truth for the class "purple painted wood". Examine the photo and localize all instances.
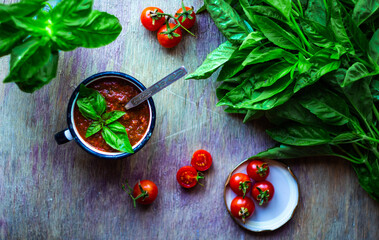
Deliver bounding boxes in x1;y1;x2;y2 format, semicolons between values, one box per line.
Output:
0;0;378;239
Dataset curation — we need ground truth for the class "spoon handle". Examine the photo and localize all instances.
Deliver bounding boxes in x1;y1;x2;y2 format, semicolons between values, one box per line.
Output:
124;66;188;110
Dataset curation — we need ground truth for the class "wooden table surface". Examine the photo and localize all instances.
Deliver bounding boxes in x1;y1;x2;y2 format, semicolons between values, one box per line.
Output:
1;0;378;239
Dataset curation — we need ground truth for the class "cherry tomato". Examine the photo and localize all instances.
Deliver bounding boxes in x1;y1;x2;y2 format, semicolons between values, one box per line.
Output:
176;166;203;188
132;180;158;205
252;181;275;205
247;160;270;182
229;173;252;198
191;149;212;171
230;196;255;223
140;7;166;31
175;6;196;29
157;23;182;48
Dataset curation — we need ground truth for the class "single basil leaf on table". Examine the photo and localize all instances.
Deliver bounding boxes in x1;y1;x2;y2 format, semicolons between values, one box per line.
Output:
77;98;101;120
102;124;134;153
103;111;126;125
369;30;379;66
299;88;352;126
254;144;335;159
16;51;59;93
3;37;51;84
266;124;333;146
0;0;45;23
85;121;102;138
242;47;298;67
72;10;122;48
253;15;303;51
352;0;379;26
185;41;238;80
0;22;26;57
205;0;248;44
51;0;93;26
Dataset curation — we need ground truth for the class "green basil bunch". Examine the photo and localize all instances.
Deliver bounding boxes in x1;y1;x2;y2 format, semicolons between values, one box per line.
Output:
77;85;134;153
0;0;122;93
188;0;379;201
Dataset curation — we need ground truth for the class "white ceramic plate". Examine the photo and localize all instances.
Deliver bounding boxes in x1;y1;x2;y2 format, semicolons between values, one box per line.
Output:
224;158;299;232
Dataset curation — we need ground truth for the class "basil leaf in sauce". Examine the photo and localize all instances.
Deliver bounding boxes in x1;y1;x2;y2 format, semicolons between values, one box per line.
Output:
78;84;106;117
77;97;101;120
102;111;126;125
85;120;102;138
102;125;134;153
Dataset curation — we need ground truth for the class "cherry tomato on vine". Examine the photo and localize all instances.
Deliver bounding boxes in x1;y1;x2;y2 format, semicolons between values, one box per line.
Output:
229;173;252;198
132;180;158;205
157;23;182;48
176;166;203;188
175;6;196;29
230;196;255;224
252;181;275;205
247;160;270;182
140;7;166;31
191;149;212;171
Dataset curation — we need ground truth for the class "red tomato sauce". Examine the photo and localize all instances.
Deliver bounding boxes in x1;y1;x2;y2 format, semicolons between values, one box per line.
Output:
73;78;150;152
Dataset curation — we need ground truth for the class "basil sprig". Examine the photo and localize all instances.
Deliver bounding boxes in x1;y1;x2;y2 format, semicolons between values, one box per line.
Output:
77;85;134;154
0;0;122;93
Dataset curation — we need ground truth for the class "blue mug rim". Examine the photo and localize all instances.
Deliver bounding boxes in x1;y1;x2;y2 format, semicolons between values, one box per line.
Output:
66;71;156;159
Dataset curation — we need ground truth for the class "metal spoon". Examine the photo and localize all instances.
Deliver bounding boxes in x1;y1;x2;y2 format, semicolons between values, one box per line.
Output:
124;66;188;110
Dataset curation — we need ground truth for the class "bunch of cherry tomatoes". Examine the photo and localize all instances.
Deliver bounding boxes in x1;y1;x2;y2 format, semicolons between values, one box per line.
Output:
140;3;196;48
229;160;275;223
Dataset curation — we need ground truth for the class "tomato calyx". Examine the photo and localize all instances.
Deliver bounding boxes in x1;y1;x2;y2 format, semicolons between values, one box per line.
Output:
256;163;269;177
196;171;205;187
159;21;182;39
256;187;270;206
154;6;195;37
239;180;252;198
238;207;250;224
148;8;164;26
122;179;149;208
177;2;194;23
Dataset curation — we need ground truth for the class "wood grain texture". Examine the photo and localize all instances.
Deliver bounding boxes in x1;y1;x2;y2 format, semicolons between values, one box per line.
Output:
0;0;378;239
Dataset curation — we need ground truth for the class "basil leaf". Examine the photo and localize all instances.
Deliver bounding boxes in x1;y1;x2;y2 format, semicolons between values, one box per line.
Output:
77;97;101;120
299;89;351;126
255;144;335;159
300;18;335;49
254;61;293;89
263;0;292;20
102;125;134;153
11;17;48;36
78;85;106;116
0;22;25;57
72;10;122;48
85;121;102;138
248;5;288;24
51;0;93;26
16;51;59;93
304;0;327;26
328;0;355;54
250;85;294;110
243;110;264;123
3;37;51;84
352;0;379;26
254;15;303;51
205;0;248;44
0;0;45;23
196;4;207;14
186;41;238;79
342;62;373;87
239;31;266;51
369;30;379;66
267;124;332;146
107;121;127;134
242;47;297;67
353;157;379;201
102;111;126;125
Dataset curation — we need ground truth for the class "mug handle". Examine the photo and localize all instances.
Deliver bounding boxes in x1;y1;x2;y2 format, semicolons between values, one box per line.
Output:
55;129;73;145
